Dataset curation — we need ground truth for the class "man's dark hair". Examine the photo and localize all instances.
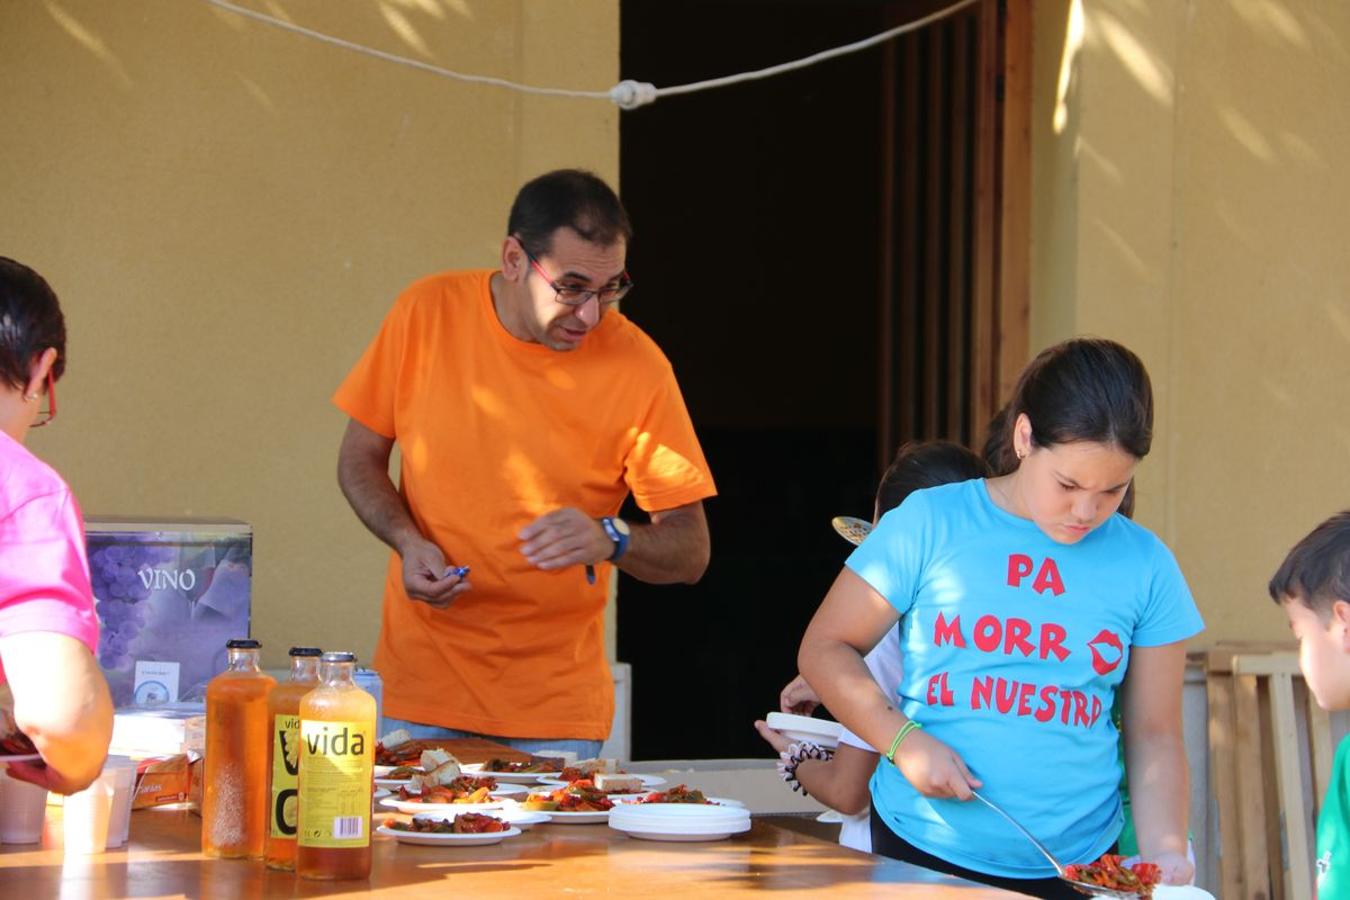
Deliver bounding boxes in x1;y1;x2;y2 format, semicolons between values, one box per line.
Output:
1268;511;1350;618
876;441;989;518
507;169;633;257
0;256;66;391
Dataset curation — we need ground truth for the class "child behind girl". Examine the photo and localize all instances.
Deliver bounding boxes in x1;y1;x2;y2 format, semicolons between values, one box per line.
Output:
754;440;990;852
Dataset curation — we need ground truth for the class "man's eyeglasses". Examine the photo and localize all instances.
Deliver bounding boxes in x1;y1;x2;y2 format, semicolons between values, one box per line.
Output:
523;248;633;308
31;369;56;428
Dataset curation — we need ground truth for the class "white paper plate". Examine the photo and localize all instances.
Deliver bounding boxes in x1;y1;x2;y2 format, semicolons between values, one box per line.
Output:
764;712;843;748
537;773;666;791
461;764;559;784
379;796;505;814
375;777;411;789
609;804;751;828
1153;887;1216;900
373;788;391;802
534;809;611;824
615;825;750;842
376;823;521;847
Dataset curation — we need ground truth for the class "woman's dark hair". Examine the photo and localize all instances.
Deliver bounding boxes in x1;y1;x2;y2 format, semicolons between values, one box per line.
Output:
507;169;633;257
876;441;990;518
0;256;66;391
1269;511;1350;618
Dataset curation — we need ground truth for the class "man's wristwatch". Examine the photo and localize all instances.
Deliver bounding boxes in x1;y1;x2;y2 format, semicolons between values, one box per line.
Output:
600;516;631;561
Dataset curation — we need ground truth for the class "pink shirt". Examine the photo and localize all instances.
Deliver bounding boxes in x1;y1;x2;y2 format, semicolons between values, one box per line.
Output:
0;431;99;682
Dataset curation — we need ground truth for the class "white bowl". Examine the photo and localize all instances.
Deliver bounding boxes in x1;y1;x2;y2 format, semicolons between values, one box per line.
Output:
764;712;843;748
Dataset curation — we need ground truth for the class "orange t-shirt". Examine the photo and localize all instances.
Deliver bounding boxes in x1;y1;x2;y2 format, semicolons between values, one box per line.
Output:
332;269;716;739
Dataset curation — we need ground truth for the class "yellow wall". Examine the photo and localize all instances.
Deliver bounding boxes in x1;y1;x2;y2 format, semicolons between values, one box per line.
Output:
0;0;620;670
1031;0;1350;645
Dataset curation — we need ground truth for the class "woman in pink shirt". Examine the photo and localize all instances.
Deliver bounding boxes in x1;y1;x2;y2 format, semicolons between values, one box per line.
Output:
0;256;113;794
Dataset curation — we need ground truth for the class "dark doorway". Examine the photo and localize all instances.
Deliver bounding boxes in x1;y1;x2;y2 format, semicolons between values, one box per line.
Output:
617;1;888;760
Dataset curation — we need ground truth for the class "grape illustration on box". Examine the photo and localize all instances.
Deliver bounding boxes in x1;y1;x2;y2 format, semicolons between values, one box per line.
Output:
86;518;253;708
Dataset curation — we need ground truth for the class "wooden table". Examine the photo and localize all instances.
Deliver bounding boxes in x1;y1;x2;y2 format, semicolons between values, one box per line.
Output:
0;739;1028;897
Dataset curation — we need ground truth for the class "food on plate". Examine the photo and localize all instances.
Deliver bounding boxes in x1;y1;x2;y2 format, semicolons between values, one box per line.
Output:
1063;854;1161;897
523;781;614;813
593;773;644;794
389;812;510;834
635;784;711;804
409;750;462;792
557;758;622;782
395;775;499;805
482;756;564;774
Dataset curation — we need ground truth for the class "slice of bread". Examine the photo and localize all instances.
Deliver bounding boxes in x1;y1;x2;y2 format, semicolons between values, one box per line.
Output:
420;748;460;771
412;759;462;792
594;773;643;793
378;727;412;749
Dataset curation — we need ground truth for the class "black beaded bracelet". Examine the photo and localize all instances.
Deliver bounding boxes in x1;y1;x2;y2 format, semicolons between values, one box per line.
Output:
776;740;835;796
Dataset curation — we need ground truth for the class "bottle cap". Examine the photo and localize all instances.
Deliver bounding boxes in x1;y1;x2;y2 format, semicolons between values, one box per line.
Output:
288;647;323;657
225;639;261;649
321;651;357;663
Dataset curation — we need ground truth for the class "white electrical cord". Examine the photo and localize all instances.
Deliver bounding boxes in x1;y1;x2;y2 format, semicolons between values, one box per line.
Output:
201;0;980;110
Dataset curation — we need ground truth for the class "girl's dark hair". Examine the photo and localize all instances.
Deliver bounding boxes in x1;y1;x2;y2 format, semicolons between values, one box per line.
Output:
1011;338;1153;458
1269;511;1350;618
0;256;66;391
877;441;990;517
507;169;633;257
981;338;1151;518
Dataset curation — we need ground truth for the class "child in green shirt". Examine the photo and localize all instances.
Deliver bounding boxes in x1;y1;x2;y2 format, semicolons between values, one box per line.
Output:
1268;510;1350;898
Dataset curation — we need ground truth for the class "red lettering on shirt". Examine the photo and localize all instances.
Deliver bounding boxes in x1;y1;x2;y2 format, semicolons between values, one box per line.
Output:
1007;553;1034;587
926;671;955;706
1004;617;1034;656
1032;557;1066;596
1035;685;1059;722
973;615;1002;653
1016;681;1036;716
934;612;966;648
972;676;993;710
1041;622;1070;661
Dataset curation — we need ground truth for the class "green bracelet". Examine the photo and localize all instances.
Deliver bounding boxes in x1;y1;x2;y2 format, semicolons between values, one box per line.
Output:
885;720;923;764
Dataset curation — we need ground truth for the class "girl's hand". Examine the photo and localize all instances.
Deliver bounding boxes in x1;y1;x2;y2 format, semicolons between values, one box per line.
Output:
892;730;981;799
1132;850;1193;886
752;720;792;754
779;675;820;715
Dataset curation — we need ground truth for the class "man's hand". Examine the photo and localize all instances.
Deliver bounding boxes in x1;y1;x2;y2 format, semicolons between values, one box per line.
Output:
518;508;611;572
400;537;470;608
779;675;821;715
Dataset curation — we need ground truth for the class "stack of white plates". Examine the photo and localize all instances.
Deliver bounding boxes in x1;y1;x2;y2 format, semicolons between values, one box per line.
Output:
763;712;843;748
608;803;751;842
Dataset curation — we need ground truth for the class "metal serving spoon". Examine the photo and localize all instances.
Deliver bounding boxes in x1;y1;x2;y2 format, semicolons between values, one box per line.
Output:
969;790;1144;899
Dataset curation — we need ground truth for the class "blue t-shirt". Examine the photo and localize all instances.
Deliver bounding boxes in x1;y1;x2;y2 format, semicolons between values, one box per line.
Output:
847;478;1204;878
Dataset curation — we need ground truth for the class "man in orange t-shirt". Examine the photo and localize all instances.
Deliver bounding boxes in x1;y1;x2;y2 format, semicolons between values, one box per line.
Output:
333;170;715;755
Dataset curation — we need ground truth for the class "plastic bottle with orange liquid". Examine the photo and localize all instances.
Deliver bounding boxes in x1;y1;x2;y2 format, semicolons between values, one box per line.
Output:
202;638;276;858
263;646;322;870
297;651;375;880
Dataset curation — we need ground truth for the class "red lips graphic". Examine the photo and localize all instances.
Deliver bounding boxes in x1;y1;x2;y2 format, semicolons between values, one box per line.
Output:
1087;629;1125;675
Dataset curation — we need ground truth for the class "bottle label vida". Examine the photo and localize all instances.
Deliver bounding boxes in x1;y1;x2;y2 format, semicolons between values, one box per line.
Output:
297;719;372;849
270;714;301;838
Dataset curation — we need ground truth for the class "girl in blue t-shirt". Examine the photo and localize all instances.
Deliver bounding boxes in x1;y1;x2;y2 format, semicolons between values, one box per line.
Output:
798;338;1204;899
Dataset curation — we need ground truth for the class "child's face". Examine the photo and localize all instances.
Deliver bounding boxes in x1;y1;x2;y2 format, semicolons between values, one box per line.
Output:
1284;597;1350;711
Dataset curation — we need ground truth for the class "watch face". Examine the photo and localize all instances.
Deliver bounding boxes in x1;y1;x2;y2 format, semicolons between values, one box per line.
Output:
613;518;631;536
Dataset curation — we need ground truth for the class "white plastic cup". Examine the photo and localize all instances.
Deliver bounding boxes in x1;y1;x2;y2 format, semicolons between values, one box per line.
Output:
102;756;138;849
63;772;113;854
0;774;50;843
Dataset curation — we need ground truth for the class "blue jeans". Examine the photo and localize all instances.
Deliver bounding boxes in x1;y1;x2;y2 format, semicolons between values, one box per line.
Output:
381;716;603;760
